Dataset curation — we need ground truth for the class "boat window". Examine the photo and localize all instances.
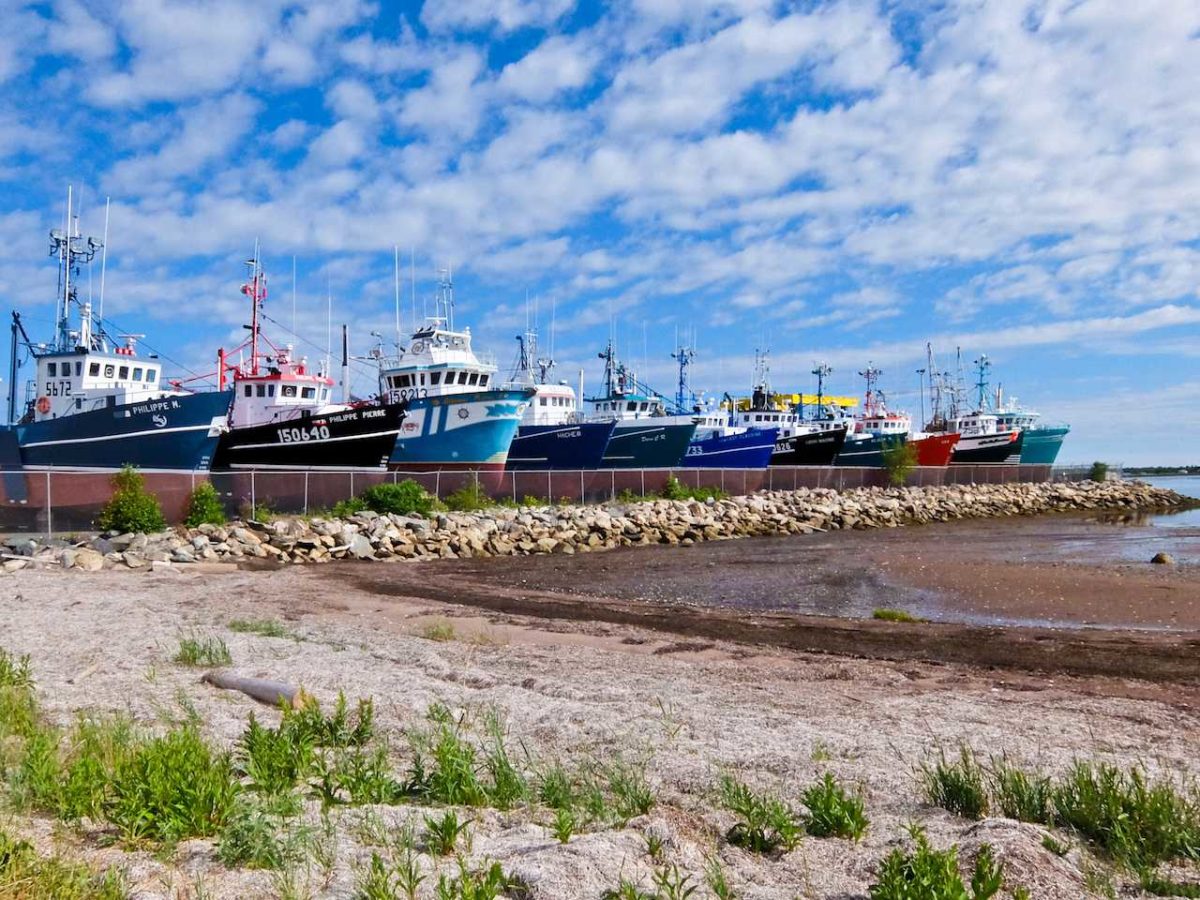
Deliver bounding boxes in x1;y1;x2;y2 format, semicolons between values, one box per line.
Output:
268;385;276;397
321;389;327;400
104;365;114;377
626;402;637;412
48;363;57;376
479;374;489;386
282;385;296;397
133;368;143;381
640;402;649;411
119;366;129;380
244;385;252;397
302;387;316;399
147;370;157;383
540;397;547;406
89;363;99;377
430;372;441;385
256;384;266;397
458;371;469;384
419;373;426;385
468;373;479;385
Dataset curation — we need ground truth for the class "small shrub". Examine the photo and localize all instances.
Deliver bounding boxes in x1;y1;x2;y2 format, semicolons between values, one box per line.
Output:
869;826;1004;900
421;620;457;642
358;480;438;517
550;806;575;844
423;809;471;856
443;480;493;512
96;465;166;533
183;482;226;527
237;712;314;795
718;774;802;854
0;649;33;689
482;712;528;810
989;757;1053;823
407;708;488;807
105;725;239;844
173;634;232;668
872;608;924;623
332;497;369;518
216;797;307;869
356;851;400;900
802;773;869;840
284;693;375;748
660;476;727;503
920;746;989;819
1089;461;1109;482
228;618;291;639
882;441;919;487
0;829;126;900
1052;761;1200;868
326;745;403;805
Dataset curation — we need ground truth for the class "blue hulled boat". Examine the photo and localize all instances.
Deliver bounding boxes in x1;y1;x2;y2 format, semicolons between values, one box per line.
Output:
6;194;231;471
504;329;616;470
376;272;532;473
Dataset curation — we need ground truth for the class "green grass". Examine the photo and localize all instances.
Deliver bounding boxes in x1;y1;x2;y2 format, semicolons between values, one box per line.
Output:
173;634;232;668
420;620;457;642
105;724;240;844
407;705;489;807
717;774;802;854
660;475;727;503
872;608;925;623
605;754;655;824
1140;871;1200;897
869;826;1004;900
550;806;576;843
216;796;308;869
433;858;523;900
423;809;471;856
919;746;989;819
990;756;1053;823
442;480;494;512
0;829;127;899
802;773;869;840
704;856;735;900
0;648;33;689
236;712;315;795
227;618;292;639
481;711;529;810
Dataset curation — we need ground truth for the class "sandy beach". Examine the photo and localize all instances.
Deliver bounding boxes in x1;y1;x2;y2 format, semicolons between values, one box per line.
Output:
1;508;1197;899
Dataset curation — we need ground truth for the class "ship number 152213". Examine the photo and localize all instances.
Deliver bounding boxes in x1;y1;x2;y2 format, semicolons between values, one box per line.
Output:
277;425;331;443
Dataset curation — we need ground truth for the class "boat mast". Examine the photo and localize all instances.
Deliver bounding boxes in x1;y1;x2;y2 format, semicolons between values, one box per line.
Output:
241;248;265;376
858;362;881;417
671;341;695;412
811;361;832;416
598;339;617;398
973;353;991;411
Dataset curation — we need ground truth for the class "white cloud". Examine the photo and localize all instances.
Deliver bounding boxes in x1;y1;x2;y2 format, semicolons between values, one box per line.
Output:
398;49;488;139
496;34;599;102
46;0;116;61
421;0;575;34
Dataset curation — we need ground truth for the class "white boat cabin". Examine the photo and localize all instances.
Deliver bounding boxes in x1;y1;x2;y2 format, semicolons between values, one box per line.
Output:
28;340;177;422
945;411;1017;437
856;411;911;436
587;391;668;421
228;348;334;429
524;383;580;426
378;321;496;403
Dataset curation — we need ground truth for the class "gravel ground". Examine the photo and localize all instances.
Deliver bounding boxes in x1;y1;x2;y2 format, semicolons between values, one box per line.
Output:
1;564;1197;899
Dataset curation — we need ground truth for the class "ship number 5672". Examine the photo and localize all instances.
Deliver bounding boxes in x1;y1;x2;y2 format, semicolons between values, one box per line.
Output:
278;425;331;443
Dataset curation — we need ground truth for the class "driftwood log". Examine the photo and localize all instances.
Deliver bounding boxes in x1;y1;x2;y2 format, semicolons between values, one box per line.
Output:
200;671;311;709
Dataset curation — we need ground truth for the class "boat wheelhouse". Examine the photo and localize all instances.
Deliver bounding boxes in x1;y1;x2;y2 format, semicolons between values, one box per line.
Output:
375;273;532;473
210;256;408;471
731;352;845;466
503;330;614;470
7;190;232;471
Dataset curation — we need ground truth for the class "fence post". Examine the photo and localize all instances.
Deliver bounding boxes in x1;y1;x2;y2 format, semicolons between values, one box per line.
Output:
546;471;551;504
303;471;309;516
579;470;584;504
45;471;52;539
435;470;441;499
250;471;256;517
639;469;644;498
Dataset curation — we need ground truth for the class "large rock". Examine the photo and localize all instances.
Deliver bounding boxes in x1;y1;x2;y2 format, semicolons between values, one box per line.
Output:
73;548;105;571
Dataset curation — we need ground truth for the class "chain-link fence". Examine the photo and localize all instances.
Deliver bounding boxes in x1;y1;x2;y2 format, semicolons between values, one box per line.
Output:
0;464;1055;535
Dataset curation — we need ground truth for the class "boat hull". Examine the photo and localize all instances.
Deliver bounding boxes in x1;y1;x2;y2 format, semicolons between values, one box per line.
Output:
682;428;776;469
1019;426;1068;465
15;390;233;471
770;428;847;466
835;433;905;468
212;402;407;471
389;389;531;472
950;429;1024;465
506;421;616;470
601;421;697;469
912;432;959;467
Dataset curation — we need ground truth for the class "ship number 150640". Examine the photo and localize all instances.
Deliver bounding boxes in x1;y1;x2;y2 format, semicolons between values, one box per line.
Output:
277;425;331;443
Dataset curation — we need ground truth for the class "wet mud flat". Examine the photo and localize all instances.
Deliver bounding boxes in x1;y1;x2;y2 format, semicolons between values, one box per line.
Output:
339;510;1200;690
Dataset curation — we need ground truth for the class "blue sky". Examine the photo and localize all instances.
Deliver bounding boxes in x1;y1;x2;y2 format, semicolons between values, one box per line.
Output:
1;0;1198;465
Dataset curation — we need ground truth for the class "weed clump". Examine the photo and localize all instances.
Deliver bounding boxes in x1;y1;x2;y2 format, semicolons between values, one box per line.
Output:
872;608;925;623
0;829;126;900
173;634;232;668
989;756;1053;823
0;649;33;689
360;480;439;517
920;746;989;819
802;773;869;840
96;465;166;533
228;618;292;639
183;481;226;526
870;826;1005;900
882;441;919;487
105;725;239;844
718;774;801;854
661;475;727;502
443;480;494;512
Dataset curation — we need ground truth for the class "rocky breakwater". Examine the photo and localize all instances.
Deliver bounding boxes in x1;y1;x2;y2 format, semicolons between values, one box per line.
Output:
1;479;1188;573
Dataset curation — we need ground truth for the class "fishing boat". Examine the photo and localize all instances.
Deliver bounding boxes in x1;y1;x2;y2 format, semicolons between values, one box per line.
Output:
209;257;408;470
583;341;696;468
503;329;615;470
992;390;1069;465
730;352;845;465
5;191;232;471
376;272;533;473
923;351;1022;465
832;365;907;468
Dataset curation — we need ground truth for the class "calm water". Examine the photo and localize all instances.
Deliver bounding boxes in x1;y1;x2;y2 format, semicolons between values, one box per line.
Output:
1138;475;1200;528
